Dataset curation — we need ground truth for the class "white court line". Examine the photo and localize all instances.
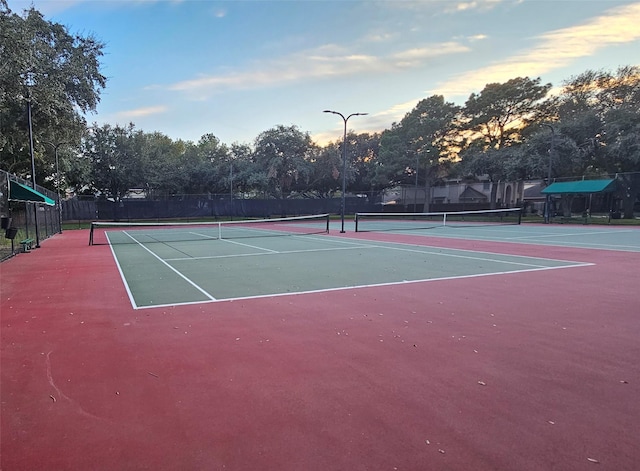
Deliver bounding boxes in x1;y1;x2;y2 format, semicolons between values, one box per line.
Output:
221;238;279;253
381;226;640;252
505;229;638;240
120;230;217;302
165;245;374;261
166;232;591;267
313;233;592;266
135;262;593;310
362;243;557;269
107;233;140;309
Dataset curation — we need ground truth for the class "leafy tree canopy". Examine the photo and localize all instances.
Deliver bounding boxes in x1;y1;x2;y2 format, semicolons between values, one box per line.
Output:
0;5;106;179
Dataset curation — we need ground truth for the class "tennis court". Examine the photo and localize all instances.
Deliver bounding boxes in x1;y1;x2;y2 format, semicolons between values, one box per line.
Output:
2;213;640;471
97;217;592;309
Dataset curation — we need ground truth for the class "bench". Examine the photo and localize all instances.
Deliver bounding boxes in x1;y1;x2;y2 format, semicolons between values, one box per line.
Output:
20;238;34;253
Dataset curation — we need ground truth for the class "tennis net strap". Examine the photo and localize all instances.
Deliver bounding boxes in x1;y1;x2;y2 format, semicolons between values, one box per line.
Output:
354;208;522;232
89;214;330;245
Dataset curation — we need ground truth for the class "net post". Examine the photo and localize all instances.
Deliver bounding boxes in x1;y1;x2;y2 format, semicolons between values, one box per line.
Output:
325;213;330;233
354;213;359;232
443;213;447;226
89;222;94;245
218;221;222;240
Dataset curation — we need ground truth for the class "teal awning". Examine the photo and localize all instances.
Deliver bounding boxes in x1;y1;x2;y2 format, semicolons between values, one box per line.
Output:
541;179;616;195
8;180;56;205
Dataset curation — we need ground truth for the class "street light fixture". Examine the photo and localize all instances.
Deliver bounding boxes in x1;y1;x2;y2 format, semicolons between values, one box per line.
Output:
43;140;70;233
323;110;368;233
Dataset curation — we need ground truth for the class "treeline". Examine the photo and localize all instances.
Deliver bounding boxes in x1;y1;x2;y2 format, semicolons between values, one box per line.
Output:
2;3;639;217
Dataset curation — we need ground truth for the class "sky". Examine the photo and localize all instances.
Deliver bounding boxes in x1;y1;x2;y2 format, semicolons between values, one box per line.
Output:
7;0;640;146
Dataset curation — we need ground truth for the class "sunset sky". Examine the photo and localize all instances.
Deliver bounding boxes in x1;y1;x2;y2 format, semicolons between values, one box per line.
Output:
7;0;640;145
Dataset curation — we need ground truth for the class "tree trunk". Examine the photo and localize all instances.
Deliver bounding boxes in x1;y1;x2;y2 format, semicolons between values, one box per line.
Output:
424;181;431;213
618;174;640;219
490;182;498;210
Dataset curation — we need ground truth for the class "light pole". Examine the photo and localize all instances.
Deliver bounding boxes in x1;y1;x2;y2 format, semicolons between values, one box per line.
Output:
25;73;42;248
542;124;555;224
43;140;69;233
229;158;233;219
414;153;419;212
323;110;368;233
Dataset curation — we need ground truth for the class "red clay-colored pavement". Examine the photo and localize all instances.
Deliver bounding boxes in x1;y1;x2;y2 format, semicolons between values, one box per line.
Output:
1;229;639;470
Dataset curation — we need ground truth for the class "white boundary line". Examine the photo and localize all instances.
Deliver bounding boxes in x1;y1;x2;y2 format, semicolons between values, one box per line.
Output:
221;238;279;253
165;244;375;261
135;262;593;310
120;230;217;303
107;233;139;309
377;225;640;252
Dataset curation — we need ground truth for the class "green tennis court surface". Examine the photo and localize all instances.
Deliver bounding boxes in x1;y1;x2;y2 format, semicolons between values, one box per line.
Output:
107;229;592;309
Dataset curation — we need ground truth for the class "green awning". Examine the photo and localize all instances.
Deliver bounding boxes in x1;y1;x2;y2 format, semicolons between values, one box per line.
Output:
541;179;616;195
8;180;56;205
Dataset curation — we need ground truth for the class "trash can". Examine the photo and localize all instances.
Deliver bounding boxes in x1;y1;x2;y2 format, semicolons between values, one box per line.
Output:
1;217;11;230
5;227;18;240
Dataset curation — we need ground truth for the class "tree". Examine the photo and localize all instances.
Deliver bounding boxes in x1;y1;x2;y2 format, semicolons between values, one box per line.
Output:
459;78;553;207
253;125;314;199
556;66;640;217
0;5;106;181
347;132;383;200
378;95;459;210
82;123;144;201
305;143;342;198
137;132;187;197
193;133;231;194
228;143;255;197
461;77;552;150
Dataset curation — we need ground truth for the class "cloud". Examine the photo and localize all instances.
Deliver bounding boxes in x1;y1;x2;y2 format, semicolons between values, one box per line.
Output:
166;41;470;98
467;34;488;42
428;2;640;99
212;7;226;18
446;0;507;13
114;105;167;120
381;0;507;14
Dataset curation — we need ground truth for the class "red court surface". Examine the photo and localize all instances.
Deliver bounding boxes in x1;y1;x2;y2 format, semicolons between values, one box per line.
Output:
1;228;639;470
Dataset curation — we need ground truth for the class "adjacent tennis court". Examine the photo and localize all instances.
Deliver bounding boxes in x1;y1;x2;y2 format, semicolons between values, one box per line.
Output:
354;209;640;252
2;212;639;471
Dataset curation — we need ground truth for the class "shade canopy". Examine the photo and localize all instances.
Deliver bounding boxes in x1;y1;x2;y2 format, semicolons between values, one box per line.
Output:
541;179;616;195
9;180;56;205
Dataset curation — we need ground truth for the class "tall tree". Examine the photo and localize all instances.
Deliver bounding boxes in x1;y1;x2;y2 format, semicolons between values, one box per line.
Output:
461;77;552;150
378;95;459;210
0;5;106;180
459;77;552;207
348;132;383;200
138;132;187;197
306;143;342;198
253;125;313;199
556;66;640;217
82;123;144;201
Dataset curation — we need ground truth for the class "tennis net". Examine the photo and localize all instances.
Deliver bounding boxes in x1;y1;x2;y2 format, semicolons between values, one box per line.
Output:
354;208;522;232
89;214;330;245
